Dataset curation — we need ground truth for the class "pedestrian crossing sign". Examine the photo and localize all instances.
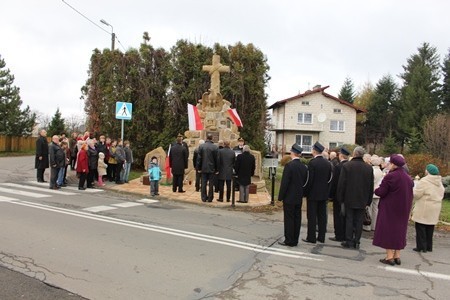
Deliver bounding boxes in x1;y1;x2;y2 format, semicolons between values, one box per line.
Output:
116;102;133;120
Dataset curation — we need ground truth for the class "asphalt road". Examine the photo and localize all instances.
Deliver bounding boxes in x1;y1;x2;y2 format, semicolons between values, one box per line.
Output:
1;156;450;299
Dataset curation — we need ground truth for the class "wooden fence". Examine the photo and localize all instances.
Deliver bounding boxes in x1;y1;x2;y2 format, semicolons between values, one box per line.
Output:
0;135;38;152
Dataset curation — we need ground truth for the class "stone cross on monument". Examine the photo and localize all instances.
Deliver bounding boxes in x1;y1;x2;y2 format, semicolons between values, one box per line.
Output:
202;54;230;95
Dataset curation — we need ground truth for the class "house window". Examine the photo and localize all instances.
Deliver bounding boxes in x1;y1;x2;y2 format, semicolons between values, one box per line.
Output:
301;101;310;106
330;120;345;132
333;108;342;113
295;135;312;152
329;142;344;149
297;113;312;124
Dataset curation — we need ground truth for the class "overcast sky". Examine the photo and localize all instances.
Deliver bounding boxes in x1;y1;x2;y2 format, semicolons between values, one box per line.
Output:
1;0;449;120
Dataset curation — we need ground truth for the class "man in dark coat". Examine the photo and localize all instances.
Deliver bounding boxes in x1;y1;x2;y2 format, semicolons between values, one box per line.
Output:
278;144;308;247
234;145;255;203
328;147;350;242
35;129;49;182
170;134;189;193
197;133;218;202
337;146;374;249
217;140;235;202
48;135;65;189
304;141;332;243
87;140;99;188
193;139;205;192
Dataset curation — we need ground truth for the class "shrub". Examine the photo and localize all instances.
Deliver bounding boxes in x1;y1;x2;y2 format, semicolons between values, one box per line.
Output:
404;153;449;178
280;155;292;166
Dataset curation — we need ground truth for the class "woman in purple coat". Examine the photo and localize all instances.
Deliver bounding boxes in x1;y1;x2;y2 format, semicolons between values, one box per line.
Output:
373;155;413;266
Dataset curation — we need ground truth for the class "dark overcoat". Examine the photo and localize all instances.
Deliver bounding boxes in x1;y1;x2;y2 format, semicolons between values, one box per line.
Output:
278;158;308;205
87;146;99;169
35;136;49;169
336;157;374;208
234;152;255;186
197;140;218;174
49;142;65;168
217;147;236;180
170;142;188;175
373;167;413;250
305;156;332;201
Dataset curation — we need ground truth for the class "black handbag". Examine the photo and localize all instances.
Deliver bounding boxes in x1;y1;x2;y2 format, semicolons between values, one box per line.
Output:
363;207;372;226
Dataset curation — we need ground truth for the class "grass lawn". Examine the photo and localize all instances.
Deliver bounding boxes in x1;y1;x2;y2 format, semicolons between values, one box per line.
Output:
440;199;450;223
0;150;35;157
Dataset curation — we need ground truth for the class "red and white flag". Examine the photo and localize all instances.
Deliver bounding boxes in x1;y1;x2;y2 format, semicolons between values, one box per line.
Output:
187;104;203;131
165;144;172;179
227;108;243;127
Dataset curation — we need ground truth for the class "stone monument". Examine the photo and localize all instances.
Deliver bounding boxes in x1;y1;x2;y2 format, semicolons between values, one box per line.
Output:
182;54;264;190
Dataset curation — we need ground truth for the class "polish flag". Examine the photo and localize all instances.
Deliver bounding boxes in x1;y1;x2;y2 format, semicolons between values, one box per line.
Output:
228;108;243;127
165;144;172;179
187;104;203;130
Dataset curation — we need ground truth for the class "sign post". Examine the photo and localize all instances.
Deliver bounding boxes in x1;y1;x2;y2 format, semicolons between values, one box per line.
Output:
115;102;133;141
263;157;278;206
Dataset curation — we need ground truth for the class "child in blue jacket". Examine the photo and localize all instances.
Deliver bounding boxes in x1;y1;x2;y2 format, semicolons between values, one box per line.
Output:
148;156;161;196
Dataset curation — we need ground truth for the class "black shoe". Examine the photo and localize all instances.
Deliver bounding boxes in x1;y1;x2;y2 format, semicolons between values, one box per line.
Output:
354;243;360;250
178;190;186;193
217;199;223;202
302;239;316;244
341;241;353;248
78;187;86;190
155;193;160;196
201;199;207;202
278;241;294;247
379;258;395;266
394;258;401;265
329;237;344;242
413;248;427;253
226;199;230;202
116;181;124;184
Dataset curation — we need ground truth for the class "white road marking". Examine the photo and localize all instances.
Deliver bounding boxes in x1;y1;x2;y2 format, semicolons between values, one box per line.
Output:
0;187;50;198
111;202;144;208
5;200;322;261
26;181;103;193
0;195;18;202
379;266;450;281
1;183;78;196
137;198;159;204
83;206;118;213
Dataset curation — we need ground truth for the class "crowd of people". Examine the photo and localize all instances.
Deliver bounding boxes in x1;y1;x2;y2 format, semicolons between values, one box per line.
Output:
278;142;445;265
169;134;255;203
35;129;134;190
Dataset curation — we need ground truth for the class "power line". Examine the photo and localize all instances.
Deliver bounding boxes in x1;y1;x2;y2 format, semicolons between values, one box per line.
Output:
61;0;126;51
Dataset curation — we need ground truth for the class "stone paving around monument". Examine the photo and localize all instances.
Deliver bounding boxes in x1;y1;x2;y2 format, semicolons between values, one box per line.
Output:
104;175;271;207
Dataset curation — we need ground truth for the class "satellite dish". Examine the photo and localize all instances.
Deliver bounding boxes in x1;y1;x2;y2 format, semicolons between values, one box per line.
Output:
317;113;327;123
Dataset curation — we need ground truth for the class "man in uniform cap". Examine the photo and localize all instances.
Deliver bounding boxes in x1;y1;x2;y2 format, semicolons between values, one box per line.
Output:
278;144;308;247
328;147;350;242
233;137;245;154
304;141;332;244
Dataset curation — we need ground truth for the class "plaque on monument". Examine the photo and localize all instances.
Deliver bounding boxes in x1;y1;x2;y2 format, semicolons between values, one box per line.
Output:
206;131;220;143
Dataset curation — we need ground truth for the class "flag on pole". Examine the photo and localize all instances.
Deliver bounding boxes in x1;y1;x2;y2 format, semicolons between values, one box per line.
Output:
227;108;243;127
165;144;172;179
187;104;203;130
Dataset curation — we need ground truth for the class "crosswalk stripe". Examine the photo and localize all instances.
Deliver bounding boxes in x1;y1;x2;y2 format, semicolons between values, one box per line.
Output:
26;181;103;193
0;187;50;198
111;202;144;208
1;183;78;196
0;195;18;202
83;206;118;213
137;198;159;204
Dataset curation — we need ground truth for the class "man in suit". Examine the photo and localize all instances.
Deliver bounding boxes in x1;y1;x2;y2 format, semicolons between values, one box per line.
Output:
169;134;188;193
304;141;333;244
197;133;218;202
278;144;309;247
234;145;255;203
337;146;374;249
328;147;350;242
35;129;49;182
217;140;235;202
193;139;204;192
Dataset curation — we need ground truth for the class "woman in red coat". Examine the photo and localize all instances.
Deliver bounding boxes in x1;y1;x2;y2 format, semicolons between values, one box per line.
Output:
76;143;89;190
373;155;413;266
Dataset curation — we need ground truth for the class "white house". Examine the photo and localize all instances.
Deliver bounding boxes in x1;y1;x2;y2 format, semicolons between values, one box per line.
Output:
268;85;365;154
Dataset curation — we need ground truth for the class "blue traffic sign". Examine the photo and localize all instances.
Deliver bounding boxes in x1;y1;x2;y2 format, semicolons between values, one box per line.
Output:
116;102;132;120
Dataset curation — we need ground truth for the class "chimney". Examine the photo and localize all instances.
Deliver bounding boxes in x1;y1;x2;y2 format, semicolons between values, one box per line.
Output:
312;84;321;90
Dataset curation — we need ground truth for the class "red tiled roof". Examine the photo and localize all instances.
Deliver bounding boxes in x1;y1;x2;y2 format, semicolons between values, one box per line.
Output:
268;85;366;113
